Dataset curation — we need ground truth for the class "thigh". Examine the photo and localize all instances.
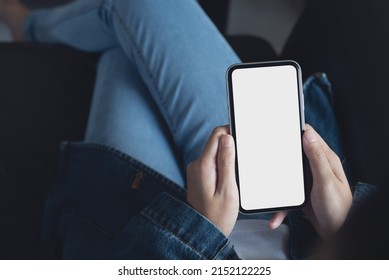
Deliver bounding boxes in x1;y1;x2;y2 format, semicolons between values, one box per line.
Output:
27;0;241;173
107;0;241;167
85;48;185;187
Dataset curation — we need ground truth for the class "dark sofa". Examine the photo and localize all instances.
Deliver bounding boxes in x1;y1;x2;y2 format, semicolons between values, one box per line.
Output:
0;43;98;258
1;0;389;259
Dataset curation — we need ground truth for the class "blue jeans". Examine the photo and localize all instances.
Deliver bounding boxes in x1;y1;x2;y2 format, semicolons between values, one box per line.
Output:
25;0;240;187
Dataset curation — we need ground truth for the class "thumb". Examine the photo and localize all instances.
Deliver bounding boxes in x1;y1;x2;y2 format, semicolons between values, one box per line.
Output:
217;134;236;190
268;211;288;230
303;128;332;181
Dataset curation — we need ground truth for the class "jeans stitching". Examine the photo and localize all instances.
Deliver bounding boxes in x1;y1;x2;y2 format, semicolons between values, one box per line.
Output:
213;241;235;260
62;142;186;198
110;4;178;139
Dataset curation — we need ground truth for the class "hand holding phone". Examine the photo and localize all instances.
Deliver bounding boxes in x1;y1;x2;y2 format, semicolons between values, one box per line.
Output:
187;126;239;237
227;61;307;214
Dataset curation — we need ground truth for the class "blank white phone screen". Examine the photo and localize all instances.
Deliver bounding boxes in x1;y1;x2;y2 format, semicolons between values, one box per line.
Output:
231;65;305;211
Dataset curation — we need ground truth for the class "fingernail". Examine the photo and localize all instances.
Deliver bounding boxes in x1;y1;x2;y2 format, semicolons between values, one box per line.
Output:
221;135;233;147
304;129;317;143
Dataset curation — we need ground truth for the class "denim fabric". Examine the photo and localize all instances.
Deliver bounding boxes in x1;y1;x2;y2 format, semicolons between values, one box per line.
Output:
24;0;240;188
351;182;381;212
105;193;238;259
41;142;238;259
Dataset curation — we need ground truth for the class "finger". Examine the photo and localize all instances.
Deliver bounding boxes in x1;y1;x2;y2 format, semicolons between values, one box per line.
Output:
303;127;333;181
305;124;347;183
268;212;288;230
316;134;347;183
305;124;339;163
200;126;230;166
305;124;333;155
216;134;236;191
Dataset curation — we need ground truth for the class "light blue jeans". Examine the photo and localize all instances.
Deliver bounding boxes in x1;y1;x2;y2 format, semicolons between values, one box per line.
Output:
25;0;240;187
24;0;349;191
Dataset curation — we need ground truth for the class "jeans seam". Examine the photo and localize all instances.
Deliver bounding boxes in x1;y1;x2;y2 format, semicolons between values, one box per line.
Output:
110;4;178;139
212;241;234;260
62;142;186;198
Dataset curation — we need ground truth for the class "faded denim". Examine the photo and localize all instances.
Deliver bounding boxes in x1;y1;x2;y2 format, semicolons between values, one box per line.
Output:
25;0;240;188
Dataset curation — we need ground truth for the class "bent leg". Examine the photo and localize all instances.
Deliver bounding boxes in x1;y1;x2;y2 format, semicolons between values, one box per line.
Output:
24;0;241;170
85;48;185;187
106;0;240;167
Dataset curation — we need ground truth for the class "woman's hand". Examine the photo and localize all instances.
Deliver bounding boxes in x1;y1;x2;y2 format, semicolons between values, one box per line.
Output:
186;126;239;237
269;124;352;240
187;124;352;240
302;124;352;239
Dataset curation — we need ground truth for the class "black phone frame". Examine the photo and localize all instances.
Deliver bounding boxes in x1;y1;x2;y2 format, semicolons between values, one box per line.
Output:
226;60;308;214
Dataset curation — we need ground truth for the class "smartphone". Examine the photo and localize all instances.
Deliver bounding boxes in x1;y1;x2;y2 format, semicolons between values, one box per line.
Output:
227;60;307;214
